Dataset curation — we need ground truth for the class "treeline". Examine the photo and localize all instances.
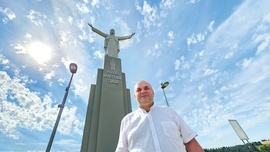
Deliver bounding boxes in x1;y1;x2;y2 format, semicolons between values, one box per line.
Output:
204;141;270;152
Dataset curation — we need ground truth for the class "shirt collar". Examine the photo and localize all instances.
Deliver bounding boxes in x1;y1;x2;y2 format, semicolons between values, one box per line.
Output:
137;103;156;113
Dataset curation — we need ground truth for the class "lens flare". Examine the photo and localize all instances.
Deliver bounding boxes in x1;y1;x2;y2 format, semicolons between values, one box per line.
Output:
28;42;52;64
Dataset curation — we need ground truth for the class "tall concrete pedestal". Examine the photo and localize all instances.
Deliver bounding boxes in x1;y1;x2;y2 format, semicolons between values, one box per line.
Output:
81;55;132;152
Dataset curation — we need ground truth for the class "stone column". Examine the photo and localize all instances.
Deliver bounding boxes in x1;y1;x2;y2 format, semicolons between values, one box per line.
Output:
81;55;132;152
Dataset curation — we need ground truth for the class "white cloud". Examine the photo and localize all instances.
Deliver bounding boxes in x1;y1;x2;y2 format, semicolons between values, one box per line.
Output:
136;1;160;29
154;42;160;49
0;7;16;24
207;0;270;51
166;31;174;45
207;21;215;32
168;31;174;39
236;57;253;68
44;70;56;80
174;59;180;70
187;32;206;47
26;10;47;26
94;50;103;59
0;54;10;65
224;52;234;59
68;16;74;24
196;33;205;42
224;44;238;59
197;50;204;57
73;79;88;98
112;18;135;50
24;33;32;39
203;68;218;77
146;47;161;58
60;31;71;46
58;78;65;84
12;43;27;54
76;3;90;14
91;0;99;7
187;33;197;46
0;70;83;139
252;11;270;55
160;0;175;9
262;12;270;22
255;35;270;55
188;0;200;4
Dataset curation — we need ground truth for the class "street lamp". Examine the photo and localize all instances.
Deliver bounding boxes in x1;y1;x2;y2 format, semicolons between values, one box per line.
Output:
161;81;169;107
46;63;78;152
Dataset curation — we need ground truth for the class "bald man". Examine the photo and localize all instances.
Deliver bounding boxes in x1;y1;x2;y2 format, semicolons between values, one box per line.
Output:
115;80;204;152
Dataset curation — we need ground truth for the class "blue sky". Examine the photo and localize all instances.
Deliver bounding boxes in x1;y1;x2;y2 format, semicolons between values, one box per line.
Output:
1;0;270;151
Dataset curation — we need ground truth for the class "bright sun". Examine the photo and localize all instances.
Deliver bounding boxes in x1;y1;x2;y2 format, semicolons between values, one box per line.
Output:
28;42;52;64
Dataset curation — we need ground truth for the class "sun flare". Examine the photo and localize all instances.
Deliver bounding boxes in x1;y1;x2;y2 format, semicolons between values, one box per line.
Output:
28;42;52;64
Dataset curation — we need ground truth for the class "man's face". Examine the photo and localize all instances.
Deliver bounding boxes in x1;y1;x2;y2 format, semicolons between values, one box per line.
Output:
134;81;154;107
110;29;115;35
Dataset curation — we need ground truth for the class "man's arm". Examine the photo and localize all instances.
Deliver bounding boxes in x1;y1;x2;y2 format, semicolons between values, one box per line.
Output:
118;32;135;40
88;23;107;37
184;138;204;152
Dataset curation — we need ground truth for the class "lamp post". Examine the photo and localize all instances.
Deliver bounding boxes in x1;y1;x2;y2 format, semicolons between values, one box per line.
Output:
46;63;78;152
161;81;169;107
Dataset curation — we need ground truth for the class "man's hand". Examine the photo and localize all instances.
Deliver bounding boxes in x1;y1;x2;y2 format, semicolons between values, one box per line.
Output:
88;23;93;28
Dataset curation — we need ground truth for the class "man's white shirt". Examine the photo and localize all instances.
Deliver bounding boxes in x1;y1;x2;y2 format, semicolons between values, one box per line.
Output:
115;105;197;152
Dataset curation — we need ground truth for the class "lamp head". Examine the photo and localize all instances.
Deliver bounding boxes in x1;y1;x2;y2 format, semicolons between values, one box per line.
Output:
69;63;78;74
161;81;169;89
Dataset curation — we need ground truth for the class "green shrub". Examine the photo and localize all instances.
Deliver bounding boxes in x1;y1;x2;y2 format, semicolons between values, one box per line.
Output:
258;144;270;152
